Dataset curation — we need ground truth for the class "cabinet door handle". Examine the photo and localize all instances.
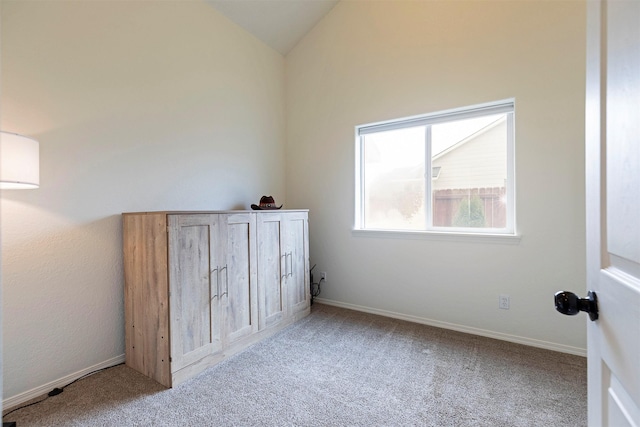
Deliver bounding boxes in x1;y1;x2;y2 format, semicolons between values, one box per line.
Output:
281;254;287;279
288;252;293;277
211;267;219;300
220;264;228;298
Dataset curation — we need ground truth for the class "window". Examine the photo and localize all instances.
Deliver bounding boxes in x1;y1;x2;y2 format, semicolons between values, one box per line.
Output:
355;100;515;235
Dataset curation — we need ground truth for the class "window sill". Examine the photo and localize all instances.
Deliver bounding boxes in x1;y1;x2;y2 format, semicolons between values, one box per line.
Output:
351;228;521;244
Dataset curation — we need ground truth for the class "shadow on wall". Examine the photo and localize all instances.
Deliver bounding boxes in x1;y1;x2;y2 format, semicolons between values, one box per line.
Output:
1;206;125;399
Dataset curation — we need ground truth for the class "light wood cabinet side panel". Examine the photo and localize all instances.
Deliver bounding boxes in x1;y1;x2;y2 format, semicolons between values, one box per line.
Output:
123;213;171;387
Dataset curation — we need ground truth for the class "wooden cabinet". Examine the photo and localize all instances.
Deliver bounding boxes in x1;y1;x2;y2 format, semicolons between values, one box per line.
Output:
123;210;309;388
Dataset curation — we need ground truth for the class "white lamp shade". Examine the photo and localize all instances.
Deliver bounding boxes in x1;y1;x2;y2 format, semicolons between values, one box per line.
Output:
0;131;40;189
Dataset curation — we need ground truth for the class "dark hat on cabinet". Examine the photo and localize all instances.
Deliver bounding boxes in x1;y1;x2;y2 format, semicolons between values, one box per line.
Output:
251;195;282;210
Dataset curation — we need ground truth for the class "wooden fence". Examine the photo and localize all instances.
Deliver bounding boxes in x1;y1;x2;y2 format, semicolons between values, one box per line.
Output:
433;187;506;228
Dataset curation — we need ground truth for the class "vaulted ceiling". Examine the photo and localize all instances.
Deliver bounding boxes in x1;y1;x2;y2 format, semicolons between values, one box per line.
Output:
205;0;340;55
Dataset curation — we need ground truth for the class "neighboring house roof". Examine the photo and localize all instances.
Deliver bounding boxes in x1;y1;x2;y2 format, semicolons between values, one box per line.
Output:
432;116;507;190
433;116;506;160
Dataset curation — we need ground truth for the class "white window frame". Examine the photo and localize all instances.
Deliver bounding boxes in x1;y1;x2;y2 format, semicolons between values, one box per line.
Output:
354;99;516;237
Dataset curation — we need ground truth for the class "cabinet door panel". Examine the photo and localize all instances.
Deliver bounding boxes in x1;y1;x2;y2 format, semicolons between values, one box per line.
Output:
169;215;222;372
286;214;310;315
223;213;258;343
257;214;285;328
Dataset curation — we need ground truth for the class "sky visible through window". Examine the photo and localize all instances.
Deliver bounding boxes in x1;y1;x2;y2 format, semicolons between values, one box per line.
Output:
364;114;503;171
432;114;503;155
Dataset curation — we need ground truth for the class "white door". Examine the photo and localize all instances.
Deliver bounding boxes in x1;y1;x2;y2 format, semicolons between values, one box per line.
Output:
585;0;640;425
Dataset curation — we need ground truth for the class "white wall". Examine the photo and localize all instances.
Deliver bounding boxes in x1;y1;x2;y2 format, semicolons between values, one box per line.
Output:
286;1;587;352
1;0;285;400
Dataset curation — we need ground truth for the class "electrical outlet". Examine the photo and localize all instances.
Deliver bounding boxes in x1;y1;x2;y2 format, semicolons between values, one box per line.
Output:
320;272;327;282
499;294;510;310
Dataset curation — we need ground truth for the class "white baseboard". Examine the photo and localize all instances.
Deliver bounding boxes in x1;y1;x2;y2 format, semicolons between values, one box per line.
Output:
3;354;126;411
313;298;587;357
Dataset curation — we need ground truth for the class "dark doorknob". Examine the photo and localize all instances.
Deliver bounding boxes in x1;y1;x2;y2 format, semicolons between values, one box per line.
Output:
554;290;598;321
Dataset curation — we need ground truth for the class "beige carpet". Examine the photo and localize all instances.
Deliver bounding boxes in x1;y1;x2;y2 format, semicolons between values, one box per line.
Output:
4;303;587;426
